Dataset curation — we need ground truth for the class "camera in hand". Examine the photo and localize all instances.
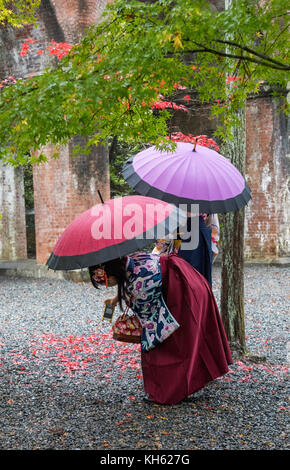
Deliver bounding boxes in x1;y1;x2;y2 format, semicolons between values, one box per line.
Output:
102;302;115;322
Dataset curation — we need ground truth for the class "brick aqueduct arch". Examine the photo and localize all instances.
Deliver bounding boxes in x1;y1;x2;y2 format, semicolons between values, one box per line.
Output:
0;0;289;266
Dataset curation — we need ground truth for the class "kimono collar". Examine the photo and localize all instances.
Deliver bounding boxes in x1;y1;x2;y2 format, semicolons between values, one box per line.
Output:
125;256;135;276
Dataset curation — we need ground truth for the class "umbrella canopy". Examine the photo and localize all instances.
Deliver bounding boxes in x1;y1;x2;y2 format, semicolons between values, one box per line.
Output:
122;142;251;213
46;195;186;270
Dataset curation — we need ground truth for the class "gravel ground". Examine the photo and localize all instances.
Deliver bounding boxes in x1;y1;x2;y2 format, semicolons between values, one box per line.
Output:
0;264;289;452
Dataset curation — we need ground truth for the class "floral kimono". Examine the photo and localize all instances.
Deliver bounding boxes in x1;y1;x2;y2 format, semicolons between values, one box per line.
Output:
124;253;179;352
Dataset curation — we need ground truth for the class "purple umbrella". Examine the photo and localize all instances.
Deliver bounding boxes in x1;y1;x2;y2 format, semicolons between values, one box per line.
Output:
122;142;251;213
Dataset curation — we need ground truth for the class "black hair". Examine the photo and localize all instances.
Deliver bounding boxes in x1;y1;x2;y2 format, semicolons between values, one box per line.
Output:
89;257;128;311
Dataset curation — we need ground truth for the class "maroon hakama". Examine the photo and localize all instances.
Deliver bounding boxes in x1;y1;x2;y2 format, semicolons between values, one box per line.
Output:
141;254;233;405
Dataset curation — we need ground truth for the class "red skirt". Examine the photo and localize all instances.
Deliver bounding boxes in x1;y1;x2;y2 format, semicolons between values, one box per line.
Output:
141;254;233;405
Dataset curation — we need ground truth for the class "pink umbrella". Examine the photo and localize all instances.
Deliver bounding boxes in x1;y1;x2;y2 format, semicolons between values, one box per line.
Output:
123;142;251;213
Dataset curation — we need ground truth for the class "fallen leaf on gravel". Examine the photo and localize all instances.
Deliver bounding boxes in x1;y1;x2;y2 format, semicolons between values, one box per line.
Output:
47;428;64;435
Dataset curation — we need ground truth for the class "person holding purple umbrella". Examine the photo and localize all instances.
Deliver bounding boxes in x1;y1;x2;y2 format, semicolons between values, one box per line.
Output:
177;212;220;287
89;251;232;405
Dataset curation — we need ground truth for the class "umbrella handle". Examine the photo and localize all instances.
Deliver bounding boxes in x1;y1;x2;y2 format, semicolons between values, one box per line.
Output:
98;190;105;204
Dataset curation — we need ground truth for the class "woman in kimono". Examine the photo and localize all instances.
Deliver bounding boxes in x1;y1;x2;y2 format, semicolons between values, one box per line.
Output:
89;251;232;405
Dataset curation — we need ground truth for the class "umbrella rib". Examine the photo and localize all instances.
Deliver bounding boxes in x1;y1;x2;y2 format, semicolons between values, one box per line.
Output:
161;155;193;195
196;156;245;201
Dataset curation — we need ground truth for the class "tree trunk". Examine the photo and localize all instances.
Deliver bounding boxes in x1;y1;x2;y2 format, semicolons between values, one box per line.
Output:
220;106;247;357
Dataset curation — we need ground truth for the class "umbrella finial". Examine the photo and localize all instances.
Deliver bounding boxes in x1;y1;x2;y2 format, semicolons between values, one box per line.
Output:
193;139;198;152
98;190;105;204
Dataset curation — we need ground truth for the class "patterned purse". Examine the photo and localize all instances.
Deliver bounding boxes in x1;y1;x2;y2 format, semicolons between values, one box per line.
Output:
112;307;142;344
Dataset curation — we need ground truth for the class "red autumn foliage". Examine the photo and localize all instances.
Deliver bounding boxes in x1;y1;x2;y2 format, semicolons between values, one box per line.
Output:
152;99;188;112
169;131;220;151
19;38;73;60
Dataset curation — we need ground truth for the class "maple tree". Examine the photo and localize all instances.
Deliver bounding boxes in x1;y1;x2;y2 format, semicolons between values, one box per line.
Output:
0;0;288;165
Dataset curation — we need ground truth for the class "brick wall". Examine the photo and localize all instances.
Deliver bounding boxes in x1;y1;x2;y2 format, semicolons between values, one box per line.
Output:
49;0;110;43
245;94;289;259
33;141;110;265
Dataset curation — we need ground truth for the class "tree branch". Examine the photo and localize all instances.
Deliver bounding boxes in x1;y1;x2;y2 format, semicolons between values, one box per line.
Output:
182;43;290;71
214;38;289;69
264;24;290;56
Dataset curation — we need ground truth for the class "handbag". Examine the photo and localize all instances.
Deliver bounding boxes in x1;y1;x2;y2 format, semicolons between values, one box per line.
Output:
112;307;142;344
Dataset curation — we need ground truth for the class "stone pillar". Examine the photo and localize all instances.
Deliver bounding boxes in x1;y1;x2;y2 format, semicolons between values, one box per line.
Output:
33;141;110;265
245;94;290;259
0;164;27;260
49;0;110;43
0;1;65;263
31;0;111;266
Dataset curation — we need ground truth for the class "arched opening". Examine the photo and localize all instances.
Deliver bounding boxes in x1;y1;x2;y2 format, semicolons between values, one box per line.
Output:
23;164;36;259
